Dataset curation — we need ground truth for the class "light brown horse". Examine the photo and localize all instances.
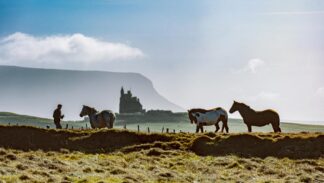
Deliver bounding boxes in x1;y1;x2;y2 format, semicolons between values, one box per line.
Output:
79;105;115;129
229;101;281;132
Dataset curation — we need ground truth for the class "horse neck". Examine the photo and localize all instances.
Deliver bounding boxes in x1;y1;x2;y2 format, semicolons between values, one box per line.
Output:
238;105;254;119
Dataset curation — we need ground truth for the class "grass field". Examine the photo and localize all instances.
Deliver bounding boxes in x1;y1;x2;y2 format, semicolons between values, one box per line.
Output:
0;125;323;182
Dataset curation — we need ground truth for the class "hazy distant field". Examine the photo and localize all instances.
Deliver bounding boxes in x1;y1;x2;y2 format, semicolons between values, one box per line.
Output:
1;112;324;133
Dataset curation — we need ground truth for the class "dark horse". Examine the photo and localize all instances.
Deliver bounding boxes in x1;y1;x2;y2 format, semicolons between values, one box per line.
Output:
188;108;229;133
229;101;281;132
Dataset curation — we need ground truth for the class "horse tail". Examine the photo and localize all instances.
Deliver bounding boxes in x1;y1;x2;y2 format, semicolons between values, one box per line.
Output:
271;112;281;132
275;113;281;132
222;109;229;133
109;112;116;128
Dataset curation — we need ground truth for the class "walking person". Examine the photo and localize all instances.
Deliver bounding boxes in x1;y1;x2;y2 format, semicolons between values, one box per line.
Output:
53;104;64;129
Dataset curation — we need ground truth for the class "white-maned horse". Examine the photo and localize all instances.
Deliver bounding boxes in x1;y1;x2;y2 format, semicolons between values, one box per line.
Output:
188;108;229;133
79;105;115;129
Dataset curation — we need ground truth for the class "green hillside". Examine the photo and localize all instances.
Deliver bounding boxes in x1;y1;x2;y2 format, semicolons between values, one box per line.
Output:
0;112;52;124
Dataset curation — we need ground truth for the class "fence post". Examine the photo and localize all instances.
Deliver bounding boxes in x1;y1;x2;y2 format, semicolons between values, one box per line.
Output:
137;125;140;132
147;127;150;133
65;124;69;129
162;126;164;133
72;126;74;130
166;128;169;133
124;124;127;129
173;129;175;133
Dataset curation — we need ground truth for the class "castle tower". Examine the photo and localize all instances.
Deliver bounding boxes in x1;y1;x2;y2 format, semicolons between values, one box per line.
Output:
119;87;145;114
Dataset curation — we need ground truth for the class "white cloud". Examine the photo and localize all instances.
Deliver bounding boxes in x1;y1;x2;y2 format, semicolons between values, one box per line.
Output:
250;91;280;102
0;32;144;65
231;58;265;74
246;58;265;73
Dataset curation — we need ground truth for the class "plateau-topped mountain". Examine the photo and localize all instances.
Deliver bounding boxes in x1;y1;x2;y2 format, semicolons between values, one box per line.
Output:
0;66;183;119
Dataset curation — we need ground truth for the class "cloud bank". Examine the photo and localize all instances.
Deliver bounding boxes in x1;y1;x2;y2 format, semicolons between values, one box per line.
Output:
0;32;144;65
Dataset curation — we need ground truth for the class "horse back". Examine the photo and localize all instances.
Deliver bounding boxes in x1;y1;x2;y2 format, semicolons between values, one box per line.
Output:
247;109;280;126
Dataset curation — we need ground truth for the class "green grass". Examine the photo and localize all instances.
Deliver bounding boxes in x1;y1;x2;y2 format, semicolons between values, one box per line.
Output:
0;148;323;183
0;126;323;182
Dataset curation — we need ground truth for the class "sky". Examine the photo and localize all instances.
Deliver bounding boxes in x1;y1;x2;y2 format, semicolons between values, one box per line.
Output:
0;0;324;123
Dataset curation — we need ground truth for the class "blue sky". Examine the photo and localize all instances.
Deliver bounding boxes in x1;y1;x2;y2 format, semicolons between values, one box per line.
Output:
0;0;324;123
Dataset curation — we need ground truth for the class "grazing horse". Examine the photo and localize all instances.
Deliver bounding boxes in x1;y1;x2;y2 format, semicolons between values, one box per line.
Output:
79;105;115;129
229;101;281;132
188;108;229;133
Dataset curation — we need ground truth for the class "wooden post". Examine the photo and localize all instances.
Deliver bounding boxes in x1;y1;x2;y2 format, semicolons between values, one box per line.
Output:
124;124;127;129
166;128;169;133
147;127;150;133
65;124;69;129
72;126;74;130
162;126;164;133
137;125;140;132
173;129;175;133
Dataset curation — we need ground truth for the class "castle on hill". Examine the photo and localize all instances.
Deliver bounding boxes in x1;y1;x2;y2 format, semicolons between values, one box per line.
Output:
119;87;145;114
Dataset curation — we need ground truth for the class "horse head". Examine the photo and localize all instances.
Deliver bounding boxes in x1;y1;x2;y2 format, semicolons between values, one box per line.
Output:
188;109;200;124
80;105;97;117
229;101;240;113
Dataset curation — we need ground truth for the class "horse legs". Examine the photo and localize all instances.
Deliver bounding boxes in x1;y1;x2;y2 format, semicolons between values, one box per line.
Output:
200;125;204;133
220;115;229;133
223;120;229;133
215;123;220;132
271;122;281;132
247;125;252;132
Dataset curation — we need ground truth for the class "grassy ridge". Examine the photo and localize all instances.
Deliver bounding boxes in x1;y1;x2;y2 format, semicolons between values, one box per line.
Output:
0;125;323;182
0;125;323;159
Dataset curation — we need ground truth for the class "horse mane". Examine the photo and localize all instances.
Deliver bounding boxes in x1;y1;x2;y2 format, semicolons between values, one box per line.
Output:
84;105;98;113
238;102;255;113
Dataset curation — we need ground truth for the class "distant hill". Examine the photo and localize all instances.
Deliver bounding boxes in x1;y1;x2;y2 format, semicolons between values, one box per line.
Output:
0;112;52;123
0;65;183;119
